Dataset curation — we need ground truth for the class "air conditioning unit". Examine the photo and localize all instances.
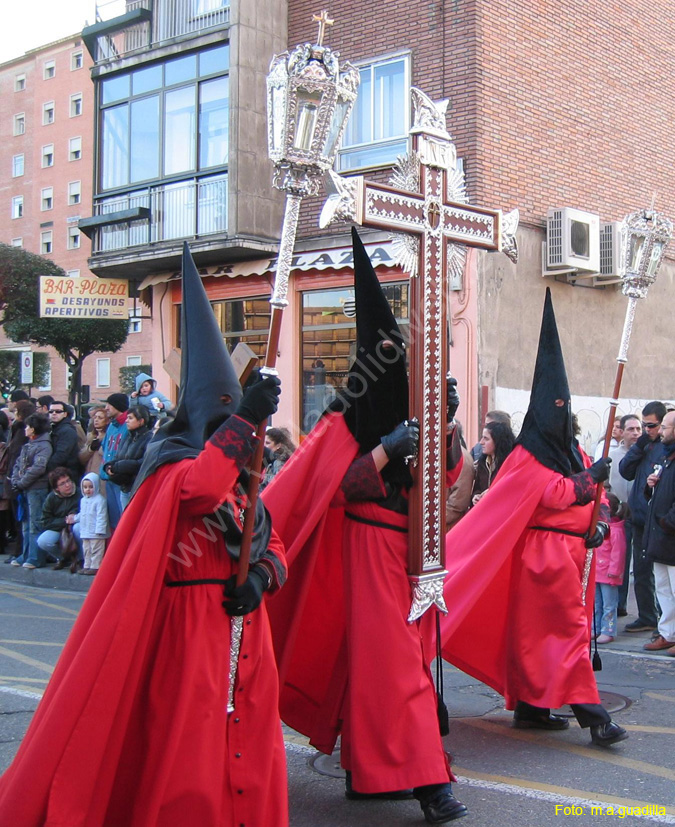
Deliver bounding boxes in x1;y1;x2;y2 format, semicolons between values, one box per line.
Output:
599;221;624;277
546;207;600;272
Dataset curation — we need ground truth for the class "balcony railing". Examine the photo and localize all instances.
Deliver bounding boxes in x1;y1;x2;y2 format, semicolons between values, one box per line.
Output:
92;174;228;253
88;0;230;63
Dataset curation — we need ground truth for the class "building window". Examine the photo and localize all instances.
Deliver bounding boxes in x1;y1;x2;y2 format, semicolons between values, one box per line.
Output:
339;55;410;172
68;180;81;205
99;42;229;190
127;355;142;365
42;144;54;167
12;154;24;177
66;269;80;277
69;136;82;161
41;231;53;253
15;74;26;92
128;316;143;334
67;227;81;249
43;102;55;124
38;365;52;392
70;93;83;117
44;60;56;79
71;51;83;70
207;296;270;366
41;187;54;211
96;358;111;388
300;282;409;432
14;113;25;135
11;196;24;219
11;238;23;248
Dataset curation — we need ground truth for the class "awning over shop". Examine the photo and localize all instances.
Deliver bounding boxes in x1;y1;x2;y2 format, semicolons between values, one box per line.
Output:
138;241;395;291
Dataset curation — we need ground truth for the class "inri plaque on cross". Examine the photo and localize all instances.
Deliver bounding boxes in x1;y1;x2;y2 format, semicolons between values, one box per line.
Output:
321;87;518;621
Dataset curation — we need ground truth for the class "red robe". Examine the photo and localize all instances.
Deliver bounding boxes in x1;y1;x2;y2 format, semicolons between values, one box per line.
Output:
440;445;601;710
263;413;451;793
0;421;288;827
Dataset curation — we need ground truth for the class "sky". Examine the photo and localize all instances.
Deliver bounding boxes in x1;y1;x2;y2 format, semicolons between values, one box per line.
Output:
1;0;98;64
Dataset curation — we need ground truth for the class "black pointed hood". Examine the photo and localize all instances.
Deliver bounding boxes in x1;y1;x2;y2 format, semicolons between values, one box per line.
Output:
133;242;242;492
330;228;409;484
516;287;584;476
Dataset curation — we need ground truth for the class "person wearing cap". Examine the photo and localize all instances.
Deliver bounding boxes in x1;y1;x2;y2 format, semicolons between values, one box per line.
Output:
440;289;629;748
100;393;129;530
0;244;289;826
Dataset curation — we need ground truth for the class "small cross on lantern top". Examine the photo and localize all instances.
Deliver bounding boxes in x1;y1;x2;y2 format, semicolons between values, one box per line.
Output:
312;10;334;45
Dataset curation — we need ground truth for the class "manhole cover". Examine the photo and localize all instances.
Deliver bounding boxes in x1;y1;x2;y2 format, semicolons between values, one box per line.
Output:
553;691;632;718
309;749;345;779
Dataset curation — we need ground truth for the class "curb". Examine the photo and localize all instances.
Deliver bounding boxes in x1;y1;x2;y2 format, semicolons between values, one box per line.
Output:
0;560;93;593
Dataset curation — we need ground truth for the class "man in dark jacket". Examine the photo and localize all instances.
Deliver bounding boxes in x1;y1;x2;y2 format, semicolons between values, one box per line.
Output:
47;402;81;480
641;411;675;656
36;467;82;569
104;405;152;511
619;400;667;632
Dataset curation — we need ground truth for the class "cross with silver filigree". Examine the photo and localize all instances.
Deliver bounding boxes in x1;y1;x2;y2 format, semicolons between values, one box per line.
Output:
321;87;519;621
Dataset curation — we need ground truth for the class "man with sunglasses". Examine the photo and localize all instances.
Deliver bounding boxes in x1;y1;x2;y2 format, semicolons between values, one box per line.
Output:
619;401;668;633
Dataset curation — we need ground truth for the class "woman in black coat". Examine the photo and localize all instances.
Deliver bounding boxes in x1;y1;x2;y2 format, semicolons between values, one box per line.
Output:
104;406;152;511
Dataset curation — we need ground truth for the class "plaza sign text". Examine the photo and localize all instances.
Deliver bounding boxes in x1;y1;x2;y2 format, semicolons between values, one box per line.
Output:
39;276;129;319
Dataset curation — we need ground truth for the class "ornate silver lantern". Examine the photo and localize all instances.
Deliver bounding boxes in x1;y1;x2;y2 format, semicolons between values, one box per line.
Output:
267;11;359;197
621;208;673;299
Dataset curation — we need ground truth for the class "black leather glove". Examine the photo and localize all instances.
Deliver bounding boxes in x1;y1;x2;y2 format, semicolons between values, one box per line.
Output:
235;375;281;427
222;565;270;616
635;433;652;450
89;438;101;452
380;420;420;461
446;376;460;420
587;457;611;483
585;521;609;549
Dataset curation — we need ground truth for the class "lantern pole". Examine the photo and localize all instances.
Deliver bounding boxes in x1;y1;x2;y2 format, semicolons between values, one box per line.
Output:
582;208;673;604
235;14;359;589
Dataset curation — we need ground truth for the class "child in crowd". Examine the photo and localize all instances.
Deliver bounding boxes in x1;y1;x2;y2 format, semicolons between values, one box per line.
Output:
75;472;110;575
594;493;628;644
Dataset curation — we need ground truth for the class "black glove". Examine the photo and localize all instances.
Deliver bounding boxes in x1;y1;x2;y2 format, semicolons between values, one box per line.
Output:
222;565;269;616
446;376;460;420
635;433;652;450
587;457;611;483
380;420;419;461
89;438;101;451
585;521;609;549
235;375;281;427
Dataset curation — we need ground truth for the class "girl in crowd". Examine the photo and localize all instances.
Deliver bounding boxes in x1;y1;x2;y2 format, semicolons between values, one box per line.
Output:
471;420;515;506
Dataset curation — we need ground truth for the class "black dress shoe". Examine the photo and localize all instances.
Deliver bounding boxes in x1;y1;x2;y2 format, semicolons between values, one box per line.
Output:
590;721;628;746
345;771;413;800
513;712;570;730
415;784;468;824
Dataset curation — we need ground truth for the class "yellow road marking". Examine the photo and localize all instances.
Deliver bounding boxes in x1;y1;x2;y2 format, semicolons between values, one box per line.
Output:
463;718;675;782
0;675;48;684
0;613;75;621
0;645;56;675
623;724;675;734
0;590;79;616
455;767;675;815
645;691;675;704
0;639;63;647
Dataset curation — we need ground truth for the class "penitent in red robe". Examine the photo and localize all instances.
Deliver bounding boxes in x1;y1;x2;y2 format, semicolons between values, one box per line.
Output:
0;417;288;827
263;412;451;794
440;445;602;710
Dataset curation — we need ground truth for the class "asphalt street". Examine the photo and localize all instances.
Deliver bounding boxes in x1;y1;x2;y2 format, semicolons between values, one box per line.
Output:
0;574;673;826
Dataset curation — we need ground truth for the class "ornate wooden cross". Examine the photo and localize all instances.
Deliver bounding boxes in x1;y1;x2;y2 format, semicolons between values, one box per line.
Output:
321;87;518;621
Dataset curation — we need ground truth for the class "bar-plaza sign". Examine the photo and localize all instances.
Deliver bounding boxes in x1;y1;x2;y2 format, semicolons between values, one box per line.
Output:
39;276;129;319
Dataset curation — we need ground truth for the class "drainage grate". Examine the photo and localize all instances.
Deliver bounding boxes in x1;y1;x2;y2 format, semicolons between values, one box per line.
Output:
553;691;632;718
309;749;345;779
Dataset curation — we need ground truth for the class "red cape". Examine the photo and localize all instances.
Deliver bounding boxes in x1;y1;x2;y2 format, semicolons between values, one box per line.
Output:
263;412;359;752
440;445;600;709
0;443;288;826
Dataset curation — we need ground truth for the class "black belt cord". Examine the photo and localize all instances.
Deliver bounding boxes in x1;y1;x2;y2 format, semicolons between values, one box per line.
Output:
166;578;229;587
529;525;586;538
344;512;407;533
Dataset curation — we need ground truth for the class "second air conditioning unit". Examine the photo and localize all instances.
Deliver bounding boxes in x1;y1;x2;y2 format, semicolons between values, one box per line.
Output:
546;207;600;273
